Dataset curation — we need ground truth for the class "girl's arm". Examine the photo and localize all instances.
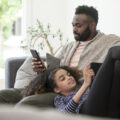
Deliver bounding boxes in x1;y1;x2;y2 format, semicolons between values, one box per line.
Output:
73;63;95;103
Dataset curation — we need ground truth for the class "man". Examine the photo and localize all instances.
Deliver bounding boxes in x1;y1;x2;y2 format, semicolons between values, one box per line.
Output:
1;5;120;108
32;5;120;75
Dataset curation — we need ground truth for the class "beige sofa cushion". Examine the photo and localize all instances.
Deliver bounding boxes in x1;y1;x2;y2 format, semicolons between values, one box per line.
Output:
14;54;60;88
0;105;113;120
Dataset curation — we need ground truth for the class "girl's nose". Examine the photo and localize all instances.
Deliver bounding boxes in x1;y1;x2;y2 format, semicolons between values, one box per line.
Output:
66;75;71;80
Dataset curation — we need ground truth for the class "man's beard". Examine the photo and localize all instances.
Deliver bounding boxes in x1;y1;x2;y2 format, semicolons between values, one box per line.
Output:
74;26;91;42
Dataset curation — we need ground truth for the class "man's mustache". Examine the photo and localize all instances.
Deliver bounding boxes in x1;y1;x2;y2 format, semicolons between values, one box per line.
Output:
73;32;80;35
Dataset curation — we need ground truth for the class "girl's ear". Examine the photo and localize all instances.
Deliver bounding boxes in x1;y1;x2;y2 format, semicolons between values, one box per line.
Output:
54;87;61;93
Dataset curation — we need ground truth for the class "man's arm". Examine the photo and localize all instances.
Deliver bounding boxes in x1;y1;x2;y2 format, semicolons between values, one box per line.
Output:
31;44;68;73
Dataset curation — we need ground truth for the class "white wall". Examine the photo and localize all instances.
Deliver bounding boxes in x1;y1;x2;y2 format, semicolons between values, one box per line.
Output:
22;0;120;52
67;0;120;39
22;0;70;55
22;0;68;37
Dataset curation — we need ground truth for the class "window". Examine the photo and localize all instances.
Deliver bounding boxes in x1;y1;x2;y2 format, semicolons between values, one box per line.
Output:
0;0;22;89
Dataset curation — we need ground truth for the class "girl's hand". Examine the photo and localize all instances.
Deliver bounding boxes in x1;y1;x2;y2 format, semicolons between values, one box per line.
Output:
73;63;95;103
83;63;95;87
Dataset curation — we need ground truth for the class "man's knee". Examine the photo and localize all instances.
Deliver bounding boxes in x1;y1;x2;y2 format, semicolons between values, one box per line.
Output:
109;46;120;59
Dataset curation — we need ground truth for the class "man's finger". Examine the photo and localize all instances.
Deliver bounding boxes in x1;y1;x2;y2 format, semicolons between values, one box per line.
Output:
33;68;45;72
32;61;42;65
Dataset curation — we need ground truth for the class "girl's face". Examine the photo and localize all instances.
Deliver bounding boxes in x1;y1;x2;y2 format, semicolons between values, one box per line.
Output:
53;69;77;96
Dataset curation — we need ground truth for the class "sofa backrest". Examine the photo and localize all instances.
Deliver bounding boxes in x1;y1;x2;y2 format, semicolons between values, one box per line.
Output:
5;57;27;88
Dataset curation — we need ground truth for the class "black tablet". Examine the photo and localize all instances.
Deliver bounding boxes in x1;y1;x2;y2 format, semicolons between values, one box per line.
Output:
90;62;102;76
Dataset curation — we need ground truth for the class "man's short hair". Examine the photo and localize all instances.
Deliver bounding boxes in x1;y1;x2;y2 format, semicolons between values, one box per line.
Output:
75;5;98;24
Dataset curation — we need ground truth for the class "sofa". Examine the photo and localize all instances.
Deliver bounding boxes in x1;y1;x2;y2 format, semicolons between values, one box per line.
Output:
5;55;59;88
4;56;57;108
4;56;119;120
5;56;27;88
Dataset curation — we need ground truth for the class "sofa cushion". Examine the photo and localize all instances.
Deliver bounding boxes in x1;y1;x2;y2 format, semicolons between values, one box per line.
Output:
46;53;60;69
14;54;60;88
14;57;37;88
0;105;111;120
15;92;57;108
0;88;22;104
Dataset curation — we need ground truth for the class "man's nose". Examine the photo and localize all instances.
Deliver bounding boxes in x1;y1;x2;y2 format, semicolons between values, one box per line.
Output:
73;26;78;33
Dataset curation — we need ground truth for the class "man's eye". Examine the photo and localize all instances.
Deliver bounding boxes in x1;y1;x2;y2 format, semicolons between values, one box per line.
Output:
72;24;81;28
76;24;82;27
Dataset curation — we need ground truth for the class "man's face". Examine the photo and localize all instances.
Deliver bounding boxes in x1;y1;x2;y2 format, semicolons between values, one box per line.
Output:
72;14;91;41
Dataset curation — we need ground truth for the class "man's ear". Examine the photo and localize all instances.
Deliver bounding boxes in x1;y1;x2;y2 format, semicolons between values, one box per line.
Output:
54;87;61;93
89;22;96;30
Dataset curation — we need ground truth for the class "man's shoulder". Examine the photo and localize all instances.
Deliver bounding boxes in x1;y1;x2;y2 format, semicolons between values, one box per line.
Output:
94;32;120;45
96;32;120;47
103;33;120;41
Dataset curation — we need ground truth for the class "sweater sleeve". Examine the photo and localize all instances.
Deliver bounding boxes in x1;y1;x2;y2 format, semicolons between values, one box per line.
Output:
64;99;79;113
54;95;79;113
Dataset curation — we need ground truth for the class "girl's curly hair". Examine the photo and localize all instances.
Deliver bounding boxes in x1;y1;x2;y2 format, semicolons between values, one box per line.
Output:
21;66;83;97
21;69;51;98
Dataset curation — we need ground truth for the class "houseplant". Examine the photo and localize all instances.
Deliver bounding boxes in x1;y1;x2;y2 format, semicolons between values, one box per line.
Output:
21;19;68;55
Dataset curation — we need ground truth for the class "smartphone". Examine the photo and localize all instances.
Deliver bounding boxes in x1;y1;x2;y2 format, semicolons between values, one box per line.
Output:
90;62;102;87
90;62;102;76
30;49;46;69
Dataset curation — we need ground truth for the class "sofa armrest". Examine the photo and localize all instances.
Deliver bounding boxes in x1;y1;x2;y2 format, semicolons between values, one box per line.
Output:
5;56;27;88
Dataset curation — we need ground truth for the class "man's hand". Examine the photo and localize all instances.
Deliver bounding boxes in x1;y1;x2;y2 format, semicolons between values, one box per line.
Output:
32;58;46;73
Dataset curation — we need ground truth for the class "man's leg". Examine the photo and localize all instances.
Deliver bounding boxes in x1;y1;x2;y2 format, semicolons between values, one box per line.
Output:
0;88;23;104
82;46;120;118
107;60;120;117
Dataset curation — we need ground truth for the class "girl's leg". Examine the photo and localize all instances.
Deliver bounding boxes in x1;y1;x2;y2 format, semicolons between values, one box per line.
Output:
82;46;120;118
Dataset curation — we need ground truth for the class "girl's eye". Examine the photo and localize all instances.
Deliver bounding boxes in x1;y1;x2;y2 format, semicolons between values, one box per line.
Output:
60;76;65;81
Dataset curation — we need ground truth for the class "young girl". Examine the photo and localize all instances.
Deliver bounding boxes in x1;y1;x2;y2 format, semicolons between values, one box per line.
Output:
22;46;120;118
47;64;94;114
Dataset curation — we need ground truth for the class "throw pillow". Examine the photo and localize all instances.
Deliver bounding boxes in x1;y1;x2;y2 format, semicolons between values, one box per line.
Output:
46;53;60;69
